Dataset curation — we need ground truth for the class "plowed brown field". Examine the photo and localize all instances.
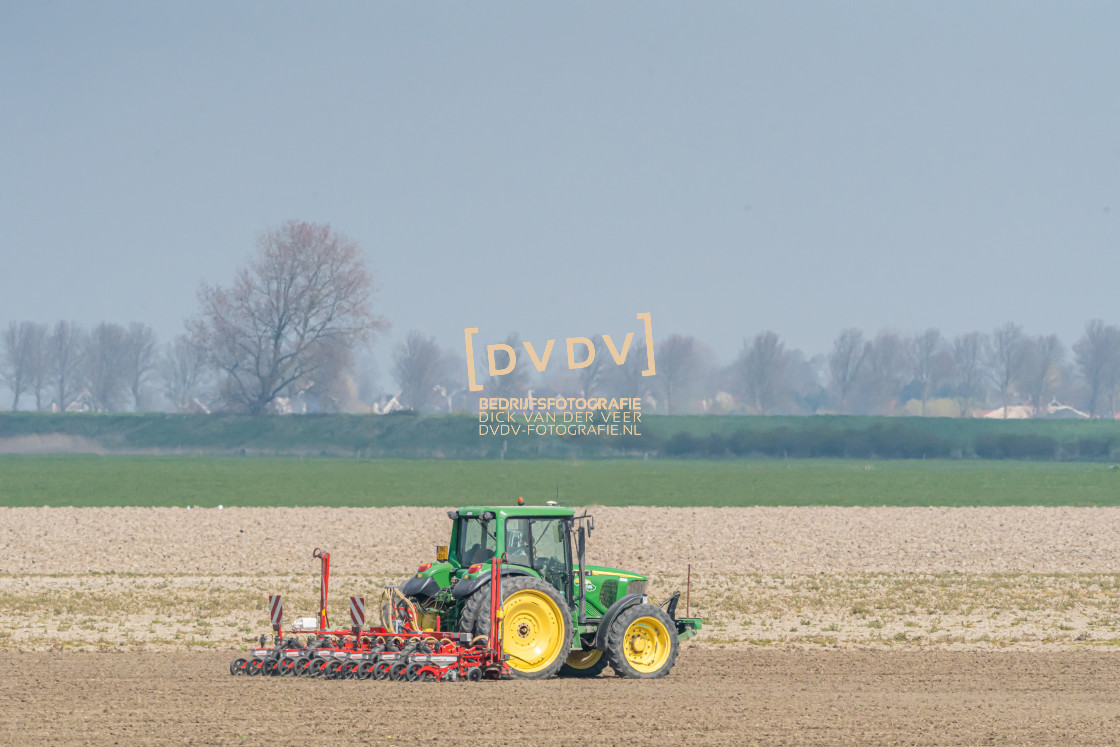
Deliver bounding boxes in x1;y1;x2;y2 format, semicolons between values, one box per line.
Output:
3;649;1120;745
3;507;1120;744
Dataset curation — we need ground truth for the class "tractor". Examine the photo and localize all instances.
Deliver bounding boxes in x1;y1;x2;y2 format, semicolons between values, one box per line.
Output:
396;502;701;679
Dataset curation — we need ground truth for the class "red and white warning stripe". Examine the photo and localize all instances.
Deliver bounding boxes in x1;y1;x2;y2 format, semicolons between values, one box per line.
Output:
269;594;283;628
349;596;365;627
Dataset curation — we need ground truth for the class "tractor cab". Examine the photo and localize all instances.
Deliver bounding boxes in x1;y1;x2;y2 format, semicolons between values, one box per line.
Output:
447;506;577;602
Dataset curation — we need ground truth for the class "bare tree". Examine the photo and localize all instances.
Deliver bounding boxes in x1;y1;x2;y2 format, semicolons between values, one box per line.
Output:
291;336;360;412
1;323;26;409
25;323;49;410
1;321;48;410
654;334;699;414
485;333;531;399
123;322;158;411
952;332;987;417
828;328;867;414
191;220;385;414
161;334;209;412
735;331;786;414
861;331;907;413
83;322;131;412
1073;319;1120;417
786;350;827;414
603;335;650;400
985;322;1025;418
577;338;607;398
49;321;85;411
1019;334;1065;416
392;331;454;412
908;328;944;416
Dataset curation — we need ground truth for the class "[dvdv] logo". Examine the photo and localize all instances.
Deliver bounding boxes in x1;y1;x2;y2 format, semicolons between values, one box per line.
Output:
463;312;656;393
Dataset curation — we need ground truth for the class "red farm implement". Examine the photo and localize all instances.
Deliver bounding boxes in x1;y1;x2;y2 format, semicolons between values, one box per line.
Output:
230;548;510;682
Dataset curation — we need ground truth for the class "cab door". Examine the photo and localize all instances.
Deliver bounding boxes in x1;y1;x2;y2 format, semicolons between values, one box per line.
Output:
504;516;574;607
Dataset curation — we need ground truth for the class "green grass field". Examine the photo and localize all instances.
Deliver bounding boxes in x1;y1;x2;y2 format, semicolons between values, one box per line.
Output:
1;456;1118;507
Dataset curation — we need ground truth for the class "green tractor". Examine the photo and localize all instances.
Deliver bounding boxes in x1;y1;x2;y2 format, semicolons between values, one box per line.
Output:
396;503;701;679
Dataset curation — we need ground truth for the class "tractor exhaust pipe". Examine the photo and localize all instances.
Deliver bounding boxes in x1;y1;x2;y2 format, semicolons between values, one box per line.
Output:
577;525;587;625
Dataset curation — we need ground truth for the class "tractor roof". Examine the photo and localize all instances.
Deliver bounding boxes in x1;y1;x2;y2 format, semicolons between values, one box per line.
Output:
453;505;575;518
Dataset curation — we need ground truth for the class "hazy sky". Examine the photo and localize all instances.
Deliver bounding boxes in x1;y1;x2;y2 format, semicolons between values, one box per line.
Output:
2;2;1117;369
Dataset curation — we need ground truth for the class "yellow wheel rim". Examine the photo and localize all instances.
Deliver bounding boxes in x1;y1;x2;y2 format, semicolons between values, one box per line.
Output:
622;616;671;674
501;589;565;673
565;649;603;670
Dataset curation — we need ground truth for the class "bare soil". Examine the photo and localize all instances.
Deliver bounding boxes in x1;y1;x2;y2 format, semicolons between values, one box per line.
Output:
5;505;1120;576
3;648;1119;746
3;507;1120;651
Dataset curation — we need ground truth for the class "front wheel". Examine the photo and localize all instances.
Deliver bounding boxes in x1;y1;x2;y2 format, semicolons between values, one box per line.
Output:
604;604;679;679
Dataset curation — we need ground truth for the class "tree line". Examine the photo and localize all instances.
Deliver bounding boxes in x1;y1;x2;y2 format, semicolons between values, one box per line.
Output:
0;221;383;414
645;322;1119;418
388;322;1120;419
2;220;1119;418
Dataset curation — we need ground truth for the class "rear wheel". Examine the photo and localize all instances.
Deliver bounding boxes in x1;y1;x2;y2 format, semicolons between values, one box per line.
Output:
466;576;572;680
559;648;608;678
604;604;678;679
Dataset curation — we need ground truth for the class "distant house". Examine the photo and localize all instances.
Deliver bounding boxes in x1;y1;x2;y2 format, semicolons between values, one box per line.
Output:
979;400;1089;420
270;393;308;415
1047;402;1090;419
53;388;97;413
979;405;1034;419
371;393;406;414
180;397;211;415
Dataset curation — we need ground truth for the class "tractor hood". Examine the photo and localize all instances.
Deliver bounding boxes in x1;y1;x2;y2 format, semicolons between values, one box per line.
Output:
582;565;646;581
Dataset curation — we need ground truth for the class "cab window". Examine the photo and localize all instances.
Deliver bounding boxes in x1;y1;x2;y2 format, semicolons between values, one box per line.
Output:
458;517;496;566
